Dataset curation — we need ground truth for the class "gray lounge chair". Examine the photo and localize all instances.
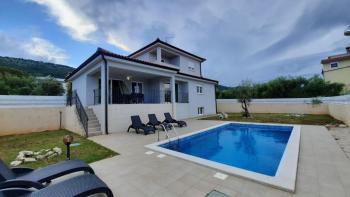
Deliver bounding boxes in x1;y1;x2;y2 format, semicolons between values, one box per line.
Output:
0;174;113;197
163;112;187;127
147;114;173;131
127;115;155;135
0;159;94;189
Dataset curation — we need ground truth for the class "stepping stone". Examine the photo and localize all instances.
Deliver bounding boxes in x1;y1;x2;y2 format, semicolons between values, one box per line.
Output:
213;172;228;180
145;151;154;155
157;154;166;158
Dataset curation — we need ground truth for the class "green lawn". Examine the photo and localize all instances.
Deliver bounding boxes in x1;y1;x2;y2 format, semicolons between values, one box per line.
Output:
202;113;343;125
0;130;117;169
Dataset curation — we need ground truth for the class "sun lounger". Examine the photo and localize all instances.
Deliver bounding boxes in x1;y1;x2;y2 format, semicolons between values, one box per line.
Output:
127;115;155;135
0;159;94;189
147;114;173;130
0;174;113;197
163;112;187;127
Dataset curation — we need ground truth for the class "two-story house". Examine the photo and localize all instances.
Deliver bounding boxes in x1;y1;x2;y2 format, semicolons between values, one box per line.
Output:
321;46;350;90
65;38;218;135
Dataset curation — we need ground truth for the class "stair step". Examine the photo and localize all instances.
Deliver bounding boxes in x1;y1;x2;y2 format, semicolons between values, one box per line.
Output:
88;131;102;137
88;127;101;132
88;120;99;124
88;123;100;128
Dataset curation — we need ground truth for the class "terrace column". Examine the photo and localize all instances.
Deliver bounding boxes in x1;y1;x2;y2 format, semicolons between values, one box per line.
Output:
100;62;109;134
156;47;162;63
170;76;176;118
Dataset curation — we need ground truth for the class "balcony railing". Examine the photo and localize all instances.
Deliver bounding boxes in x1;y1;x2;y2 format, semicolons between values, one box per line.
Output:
93;89;188;104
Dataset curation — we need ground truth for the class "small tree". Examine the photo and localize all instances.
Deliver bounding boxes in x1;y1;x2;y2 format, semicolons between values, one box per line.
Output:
237;80;254;118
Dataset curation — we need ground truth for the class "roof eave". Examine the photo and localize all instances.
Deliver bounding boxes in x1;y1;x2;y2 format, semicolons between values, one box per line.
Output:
128;39;206;62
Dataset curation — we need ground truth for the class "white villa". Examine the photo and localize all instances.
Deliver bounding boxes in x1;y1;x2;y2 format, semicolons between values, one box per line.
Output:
65;39;218;135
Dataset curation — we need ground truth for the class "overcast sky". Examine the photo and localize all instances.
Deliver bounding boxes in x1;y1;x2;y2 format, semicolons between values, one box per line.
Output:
0;0;350;85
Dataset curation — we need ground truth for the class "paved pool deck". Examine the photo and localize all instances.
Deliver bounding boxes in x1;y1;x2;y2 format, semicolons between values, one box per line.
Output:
89;120;350;197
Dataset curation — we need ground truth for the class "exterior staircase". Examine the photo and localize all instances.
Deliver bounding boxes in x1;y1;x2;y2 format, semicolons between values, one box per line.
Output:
85;108;102;137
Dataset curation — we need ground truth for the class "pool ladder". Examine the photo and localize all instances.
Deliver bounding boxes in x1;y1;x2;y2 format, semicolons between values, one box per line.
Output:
158;123;179;144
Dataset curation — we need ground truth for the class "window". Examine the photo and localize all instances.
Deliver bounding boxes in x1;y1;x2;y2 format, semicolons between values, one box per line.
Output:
131;82;143;94
196;85;203;94
198;107;204;115
330;62;338;68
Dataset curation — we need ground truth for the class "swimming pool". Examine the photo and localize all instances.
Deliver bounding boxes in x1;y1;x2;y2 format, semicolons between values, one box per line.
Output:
146;122;300;192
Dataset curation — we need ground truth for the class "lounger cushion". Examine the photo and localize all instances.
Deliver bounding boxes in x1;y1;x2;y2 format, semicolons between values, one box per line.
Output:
0;174;113;197
18;160;94;183
0;161;15;182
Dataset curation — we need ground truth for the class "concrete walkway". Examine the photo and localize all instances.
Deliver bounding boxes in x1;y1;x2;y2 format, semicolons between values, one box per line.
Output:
89;120;350;197
329;127;350;158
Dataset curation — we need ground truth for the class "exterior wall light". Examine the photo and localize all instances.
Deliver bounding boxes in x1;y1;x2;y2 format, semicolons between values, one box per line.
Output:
63;135;74;160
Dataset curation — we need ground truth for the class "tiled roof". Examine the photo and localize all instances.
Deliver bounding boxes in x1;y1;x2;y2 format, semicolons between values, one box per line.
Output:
65;48;217;83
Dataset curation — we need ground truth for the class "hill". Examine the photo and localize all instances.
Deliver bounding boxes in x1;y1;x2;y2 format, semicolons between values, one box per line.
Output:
0;56;75;79
0;66;29;78
217;84;233;91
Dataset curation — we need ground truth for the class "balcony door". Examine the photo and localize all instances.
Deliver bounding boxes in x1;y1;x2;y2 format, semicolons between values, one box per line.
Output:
111;80;124;104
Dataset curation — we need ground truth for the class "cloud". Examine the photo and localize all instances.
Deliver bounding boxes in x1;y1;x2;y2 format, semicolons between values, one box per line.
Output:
24;37;68;63
27;0;350;85
0;33;68;64
28;0;97;41
106;32;131;52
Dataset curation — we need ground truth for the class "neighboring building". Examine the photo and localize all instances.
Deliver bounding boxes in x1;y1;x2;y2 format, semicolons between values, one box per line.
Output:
65;38;218;135
321;47;350;89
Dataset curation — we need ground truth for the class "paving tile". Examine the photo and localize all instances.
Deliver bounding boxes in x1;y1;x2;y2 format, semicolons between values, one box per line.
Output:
181;187;208;197
165;179;192;195
214;185;238;197
89;121;350;197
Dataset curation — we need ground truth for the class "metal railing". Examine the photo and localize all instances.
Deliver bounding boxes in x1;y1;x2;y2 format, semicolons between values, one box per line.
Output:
73;91;89;137
93;89;189;104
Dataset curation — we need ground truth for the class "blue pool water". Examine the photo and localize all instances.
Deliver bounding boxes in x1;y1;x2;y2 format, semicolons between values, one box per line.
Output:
160;123;292;176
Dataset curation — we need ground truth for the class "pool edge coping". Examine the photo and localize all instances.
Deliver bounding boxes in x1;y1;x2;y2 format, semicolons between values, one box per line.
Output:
145;121;301;192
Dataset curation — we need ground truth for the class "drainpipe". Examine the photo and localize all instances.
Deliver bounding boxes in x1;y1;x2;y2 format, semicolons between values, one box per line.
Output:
215;84;218;114
101;54;109;135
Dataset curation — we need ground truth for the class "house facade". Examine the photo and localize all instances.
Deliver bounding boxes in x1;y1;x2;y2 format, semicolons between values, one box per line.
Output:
66;39;218;135
321;46;350;90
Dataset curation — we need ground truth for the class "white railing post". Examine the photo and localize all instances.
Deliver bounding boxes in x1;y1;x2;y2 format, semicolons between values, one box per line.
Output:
171;76;176;118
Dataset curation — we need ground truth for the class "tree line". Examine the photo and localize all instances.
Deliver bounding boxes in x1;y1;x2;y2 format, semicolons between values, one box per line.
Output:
0;66;64;96
217;76;345;99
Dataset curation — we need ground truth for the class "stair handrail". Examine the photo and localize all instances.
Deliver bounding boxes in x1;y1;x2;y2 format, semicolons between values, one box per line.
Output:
73;91;89;137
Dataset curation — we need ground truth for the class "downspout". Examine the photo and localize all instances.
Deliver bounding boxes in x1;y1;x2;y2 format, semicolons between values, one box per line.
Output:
101;54;109;135
215;84;218;114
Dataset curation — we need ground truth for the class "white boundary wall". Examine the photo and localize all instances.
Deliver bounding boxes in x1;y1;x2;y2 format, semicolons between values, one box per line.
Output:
217;95;350;126
0;95;66;108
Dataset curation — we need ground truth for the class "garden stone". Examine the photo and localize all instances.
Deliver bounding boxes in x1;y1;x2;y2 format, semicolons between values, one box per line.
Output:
339;124;348;128
36;155;46;160
47;153;58;159
53;147;62;155
19;151;34;156
45;151;54;157
10;160;22;167
23;157;36;162
16;153;25;161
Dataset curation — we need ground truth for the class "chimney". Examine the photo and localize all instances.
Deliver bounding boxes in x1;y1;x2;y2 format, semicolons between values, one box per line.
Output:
346;47;350;54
